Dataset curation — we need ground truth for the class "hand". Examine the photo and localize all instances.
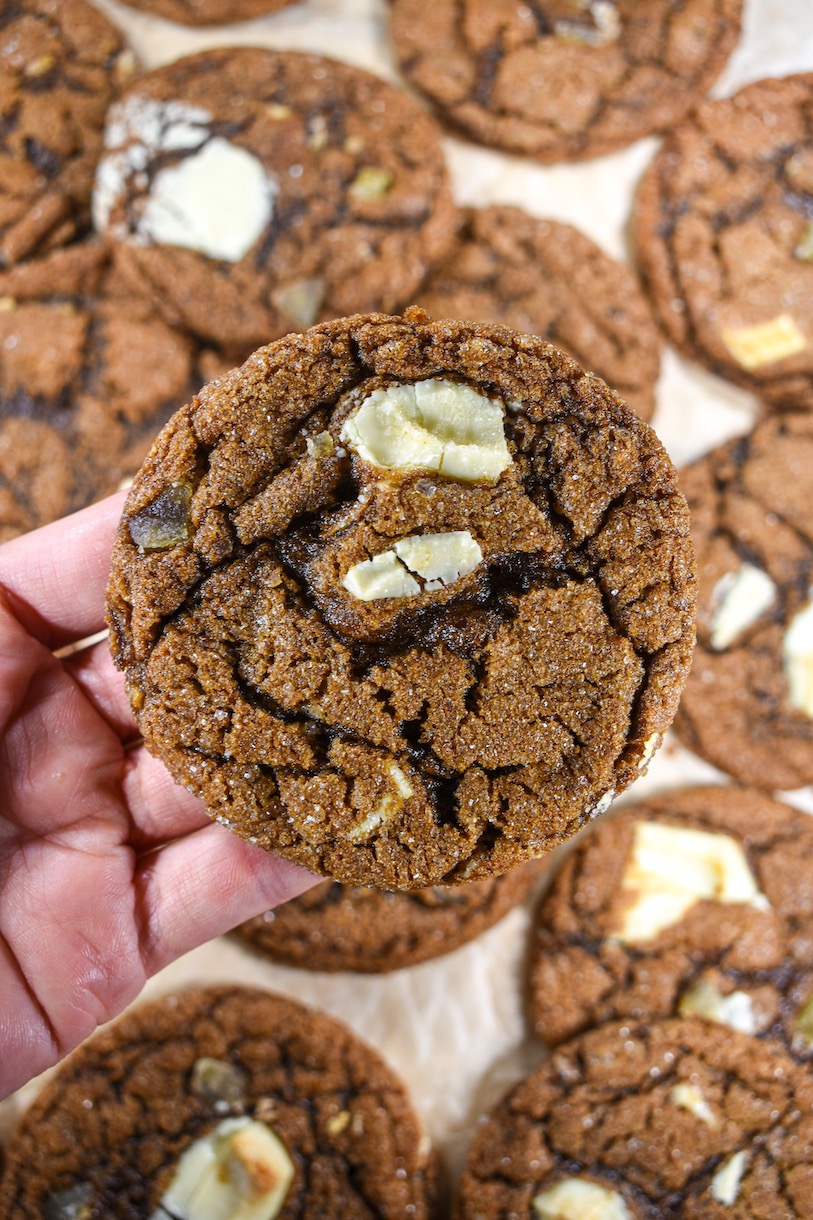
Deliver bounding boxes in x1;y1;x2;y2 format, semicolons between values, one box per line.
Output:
0;492;314;1099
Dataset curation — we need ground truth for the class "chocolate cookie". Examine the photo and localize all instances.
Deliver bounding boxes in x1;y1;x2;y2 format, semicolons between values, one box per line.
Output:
0;985;437;1218
416;206;661;422
120;0;298;24
0;243;201;540
389;0;743;162
529;786;813;1059
455;1018;813;1217
0;0;135;267
106;310;696;890
673;414;813;790
236;862;541;973
635;73;813;412
92;48;458;355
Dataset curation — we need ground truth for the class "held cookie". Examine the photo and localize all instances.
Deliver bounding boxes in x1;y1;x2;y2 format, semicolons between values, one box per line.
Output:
0;986;436;1219
674;415;813;790
0;0;135;267
455;1018;813;1218
236;863;541;973
389;0;743;162
120;0;299;24
92;48;458;355
416;206;661;422
635;73;813;412
106;311;696;890
529;786;813;1057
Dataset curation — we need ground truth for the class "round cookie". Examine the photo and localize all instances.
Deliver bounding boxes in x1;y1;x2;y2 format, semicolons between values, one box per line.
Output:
121;0;298;24
673;414;813;790
92;48;458;355
456;1018;813;1218
0;985;437;1218
416;206;661;422
389;0;743;163
236;862;541;973
635;73;813;412
106;310;696;890
0;0;135;267
529;786;813;1058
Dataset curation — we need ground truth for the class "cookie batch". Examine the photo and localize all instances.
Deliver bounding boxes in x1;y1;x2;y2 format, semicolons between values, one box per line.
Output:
2;0;813;1216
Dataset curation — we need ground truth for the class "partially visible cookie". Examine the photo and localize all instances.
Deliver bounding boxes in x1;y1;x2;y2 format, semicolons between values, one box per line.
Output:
416;206;661;421
635;73;813;412
0;0;135;267
121;0;298;24
455;1018;813;1218
0;986;437;1218
674;415;813;790
529;786;813;1057
389;0;743;162
236;862;541;972
93;48;458;354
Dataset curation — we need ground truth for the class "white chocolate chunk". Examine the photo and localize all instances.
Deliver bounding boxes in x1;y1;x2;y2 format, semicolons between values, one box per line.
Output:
554;0;621;45
783;597;813;718
670;1083;718;1128
636;732;660;771
533;1178;632;1220
339;379;511;483
343;550;420;601
709;564;777;650
795;221;813;263
720;314;808;370
157;1118;294;1220
271;277;326;328
710;1150;748;1205
348;763;413;841
794;993;813;1048
393;531;482;589
306;431;334;459
614;822;769;946
142;138;276;262
679;977;757;1035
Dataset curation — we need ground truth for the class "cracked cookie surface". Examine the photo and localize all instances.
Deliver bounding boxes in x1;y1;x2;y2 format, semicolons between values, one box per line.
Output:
106;311;695;890
455;1018;813;1218
529;786;813;1060
674;414;813;789
389;0;743;162
93;47;458;356
634;73;813;411
0;985;436;1219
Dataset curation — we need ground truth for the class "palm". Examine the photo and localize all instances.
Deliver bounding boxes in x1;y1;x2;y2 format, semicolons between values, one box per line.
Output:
0;493;312;1100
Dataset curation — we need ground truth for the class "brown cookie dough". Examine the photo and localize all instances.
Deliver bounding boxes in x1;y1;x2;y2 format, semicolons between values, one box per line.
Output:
673;414;813;789
416;206;661;421
634;73;813;412
120;0;298;24
455;1018;813;1218
106;311;696;890
0;0;135;267
0;985;437;1219
389;0;743;163
236;861;541;972
92;48;458;355
529;786;813;1058
0;242;203;540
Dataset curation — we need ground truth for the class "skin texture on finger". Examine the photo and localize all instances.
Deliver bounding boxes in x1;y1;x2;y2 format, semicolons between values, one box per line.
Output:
64;638;139;744
122;746;214;849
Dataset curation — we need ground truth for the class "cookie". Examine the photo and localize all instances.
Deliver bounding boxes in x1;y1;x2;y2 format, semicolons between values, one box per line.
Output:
673;414;813;790
455;1018;813;1217
106;310;696;890
92;48;458;355
0;985;437;1218
0;0;135;267
120;0;298;24
529;786;813;1060
389;0;743;163
634;73;813;412
0;243;202;540
416;206;661;422
236;862;541;973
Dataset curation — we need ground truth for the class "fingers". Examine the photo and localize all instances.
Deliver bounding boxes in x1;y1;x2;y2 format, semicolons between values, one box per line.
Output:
0;490;127;651
122;746;212;848
63;637;138;743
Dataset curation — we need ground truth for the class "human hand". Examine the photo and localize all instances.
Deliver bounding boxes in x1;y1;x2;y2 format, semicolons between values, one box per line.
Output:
0;492;315;1100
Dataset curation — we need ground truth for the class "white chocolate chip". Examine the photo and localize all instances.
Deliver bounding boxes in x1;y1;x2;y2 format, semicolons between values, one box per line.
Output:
670;1083;719;1128
156;1117;294;1220
306;431;334;459
720;314;808;370
348;763;413;841
614;822;769;946
532;1178;632;1220
554;0;621;45
271;278;326;329
710;1150;749;1205
636;732;660;771
343;531;482;601
339;379;511;483
794;993;813;1048
783;597;813;718
708;563;777;650
343;550;420;601
795;222;813;263
679;977;757;1035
